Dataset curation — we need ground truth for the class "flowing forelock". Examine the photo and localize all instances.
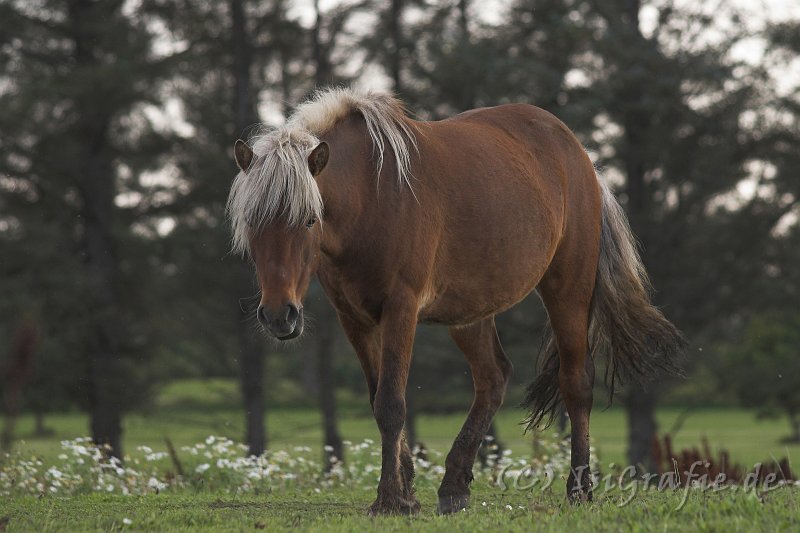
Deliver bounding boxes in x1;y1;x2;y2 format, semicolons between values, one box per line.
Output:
227;87;418;255
227;127;323;255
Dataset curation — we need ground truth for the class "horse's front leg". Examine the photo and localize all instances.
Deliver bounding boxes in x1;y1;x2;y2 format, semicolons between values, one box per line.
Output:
369;299;419;516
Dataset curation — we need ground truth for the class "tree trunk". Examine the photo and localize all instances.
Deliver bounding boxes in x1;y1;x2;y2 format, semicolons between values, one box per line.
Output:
1;321;37;450
34;411;49;437
68;0;125;458
623;383;657;472
231;0;254;136
82;185;124;457
238;296;266;456
389;0;404;94
788;412;800;443
557;405;568;434
301;350;319;397
457;0;475;110
316;302;344;469
312;0;333;87
458;0;469;37
230;0;267;456
614;0;660;475
86;334;123;457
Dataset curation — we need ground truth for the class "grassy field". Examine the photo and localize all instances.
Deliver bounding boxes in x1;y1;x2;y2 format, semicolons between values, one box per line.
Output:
2;378;799;531
8;377;799;467
3;485;799;532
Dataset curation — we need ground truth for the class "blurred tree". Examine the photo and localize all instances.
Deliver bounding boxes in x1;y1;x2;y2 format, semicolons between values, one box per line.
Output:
717;314;800;442
0;0;184;457
761;18;800;313
405;0;589;118
142;0;308;456
359;0;430;97
312;295;345;467
704;15;800;443
581;0;796;471
150;0;365;459
0;319;37;450
230;0;269;459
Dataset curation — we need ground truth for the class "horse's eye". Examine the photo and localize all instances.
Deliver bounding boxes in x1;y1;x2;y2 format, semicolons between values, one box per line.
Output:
306;217;317;228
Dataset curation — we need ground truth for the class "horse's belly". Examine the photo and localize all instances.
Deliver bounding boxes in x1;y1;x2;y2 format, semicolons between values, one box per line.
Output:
418;287;536;326
417;226;557;326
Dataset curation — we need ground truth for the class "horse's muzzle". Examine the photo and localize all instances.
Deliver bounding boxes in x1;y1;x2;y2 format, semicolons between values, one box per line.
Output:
257;303;303;340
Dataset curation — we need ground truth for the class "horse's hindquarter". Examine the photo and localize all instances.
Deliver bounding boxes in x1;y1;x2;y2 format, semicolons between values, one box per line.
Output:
416;105;589;325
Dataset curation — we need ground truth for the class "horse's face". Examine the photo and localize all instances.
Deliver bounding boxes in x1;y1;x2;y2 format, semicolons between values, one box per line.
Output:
249;220;321;340
235;140;330;341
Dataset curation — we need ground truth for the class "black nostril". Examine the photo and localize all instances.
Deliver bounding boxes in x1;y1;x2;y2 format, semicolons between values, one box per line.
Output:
284;304;299;326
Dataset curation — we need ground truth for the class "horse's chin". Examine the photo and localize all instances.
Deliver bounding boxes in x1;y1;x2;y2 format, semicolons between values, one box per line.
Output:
276;322;303;341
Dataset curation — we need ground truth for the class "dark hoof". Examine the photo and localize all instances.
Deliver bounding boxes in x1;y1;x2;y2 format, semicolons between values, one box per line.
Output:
368;496;421;516
437;494;470;514
567;489;593;504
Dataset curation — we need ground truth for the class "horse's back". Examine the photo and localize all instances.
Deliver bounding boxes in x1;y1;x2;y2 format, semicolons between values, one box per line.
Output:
439;103;592;168
414;104;600;324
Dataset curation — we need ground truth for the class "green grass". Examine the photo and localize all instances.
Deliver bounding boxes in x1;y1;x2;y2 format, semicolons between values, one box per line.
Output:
10;379;799;468
1;484;798;532
3;378;800;531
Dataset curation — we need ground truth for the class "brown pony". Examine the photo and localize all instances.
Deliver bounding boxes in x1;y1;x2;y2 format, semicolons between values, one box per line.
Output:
227;88;683;515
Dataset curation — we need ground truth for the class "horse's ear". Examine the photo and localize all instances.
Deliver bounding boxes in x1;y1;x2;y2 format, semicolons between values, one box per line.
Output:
308;142;329;177
234;139;254;172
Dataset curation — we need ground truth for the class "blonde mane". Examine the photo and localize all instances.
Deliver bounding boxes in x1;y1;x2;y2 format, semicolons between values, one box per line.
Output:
226;87;417;254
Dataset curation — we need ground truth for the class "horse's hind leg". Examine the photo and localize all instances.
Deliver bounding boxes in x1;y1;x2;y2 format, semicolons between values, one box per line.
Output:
539;268;596;501
438;317;513;514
